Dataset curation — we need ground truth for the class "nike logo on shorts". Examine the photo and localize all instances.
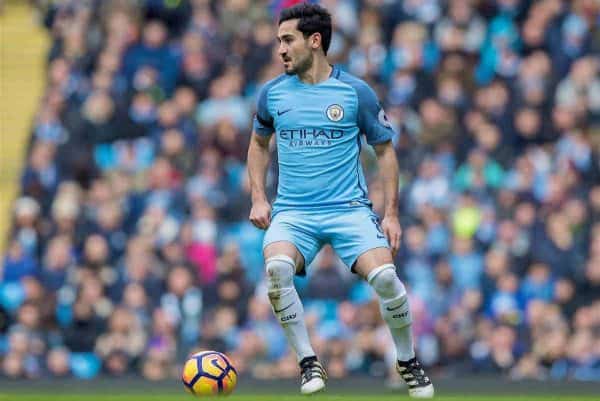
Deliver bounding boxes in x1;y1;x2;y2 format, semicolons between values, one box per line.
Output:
277;109;292;116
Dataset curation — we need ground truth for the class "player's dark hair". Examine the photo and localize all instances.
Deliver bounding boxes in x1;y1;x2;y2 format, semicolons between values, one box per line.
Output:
279;2;332;55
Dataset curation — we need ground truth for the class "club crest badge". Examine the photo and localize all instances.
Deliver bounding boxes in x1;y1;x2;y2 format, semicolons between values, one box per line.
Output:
378;108;392;128
326;104;344;122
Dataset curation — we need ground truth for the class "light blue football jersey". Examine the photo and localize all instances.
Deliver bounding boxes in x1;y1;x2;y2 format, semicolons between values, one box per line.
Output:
253;65;396;214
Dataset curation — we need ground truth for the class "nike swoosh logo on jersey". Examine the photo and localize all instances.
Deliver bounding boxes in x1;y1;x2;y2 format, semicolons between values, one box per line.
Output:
386;299;407;311
274;302;295;313
277;108;292;116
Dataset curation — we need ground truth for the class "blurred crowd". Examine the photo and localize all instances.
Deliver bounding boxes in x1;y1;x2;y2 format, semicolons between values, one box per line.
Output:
2;0;600;383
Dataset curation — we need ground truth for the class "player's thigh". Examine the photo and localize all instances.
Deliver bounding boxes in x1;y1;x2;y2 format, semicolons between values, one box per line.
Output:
263;211;321;273
327;207;391;276
353;246;394;279
264;241;305;272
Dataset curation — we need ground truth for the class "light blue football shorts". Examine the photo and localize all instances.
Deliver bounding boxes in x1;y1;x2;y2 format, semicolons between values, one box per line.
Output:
263;206;390;275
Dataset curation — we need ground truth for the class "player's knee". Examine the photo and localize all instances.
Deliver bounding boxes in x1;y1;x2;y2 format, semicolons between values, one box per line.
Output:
367;264;406;300
265;254;295;291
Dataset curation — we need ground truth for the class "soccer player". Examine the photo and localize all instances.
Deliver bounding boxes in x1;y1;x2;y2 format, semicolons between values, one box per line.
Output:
247;3;434;398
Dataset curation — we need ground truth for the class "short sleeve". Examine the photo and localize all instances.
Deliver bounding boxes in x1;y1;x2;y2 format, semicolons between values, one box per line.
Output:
252;84;274;136
356;82;395;145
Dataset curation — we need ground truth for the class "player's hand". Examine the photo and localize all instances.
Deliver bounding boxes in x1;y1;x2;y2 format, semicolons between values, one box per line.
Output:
249;199;272;229
381;215;402;257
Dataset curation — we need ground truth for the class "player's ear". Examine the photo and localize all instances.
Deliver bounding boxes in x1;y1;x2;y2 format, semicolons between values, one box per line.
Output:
309;32;321;51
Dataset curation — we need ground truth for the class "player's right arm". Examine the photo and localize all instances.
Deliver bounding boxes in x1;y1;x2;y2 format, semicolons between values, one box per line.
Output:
248;132;272;229
248;81;277;229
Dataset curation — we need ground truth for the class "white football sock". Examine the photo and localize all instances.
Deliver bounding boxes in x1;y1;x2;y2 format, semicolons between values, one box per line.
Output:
266;255;316;362
367;264;416;362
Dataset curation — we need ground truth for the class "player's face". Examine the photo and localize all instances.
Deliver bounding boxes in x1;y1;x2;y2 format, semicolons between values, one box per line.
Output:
277;19;313;75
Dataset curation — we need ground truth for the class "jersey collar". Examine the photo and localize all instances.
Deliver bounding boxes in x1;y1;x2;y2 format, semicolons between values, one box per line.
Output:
295;65;338;86
329;64;340;79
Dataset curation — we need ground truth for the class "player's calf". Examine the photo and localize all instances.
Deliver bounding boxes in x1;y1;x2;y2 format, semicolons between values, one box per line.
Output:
367;264;414;359
266;255;304;324
367;264;434;398
265;254;318;384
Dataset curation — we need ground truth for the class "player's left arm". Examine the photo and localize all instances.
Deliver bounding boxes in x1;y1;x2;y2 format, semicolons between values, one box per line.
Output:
355;80;401;256
373;141;401;256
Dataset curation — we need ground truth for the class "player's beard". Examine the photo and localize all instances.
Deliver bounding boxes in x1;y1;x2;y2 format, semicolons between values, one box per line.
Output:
285;51;313;76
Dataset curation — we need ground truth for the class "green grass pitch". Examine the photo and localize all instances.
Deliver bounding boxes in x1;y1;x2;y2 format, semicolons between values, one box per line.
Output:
2;377;596;401
1;394;597;401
